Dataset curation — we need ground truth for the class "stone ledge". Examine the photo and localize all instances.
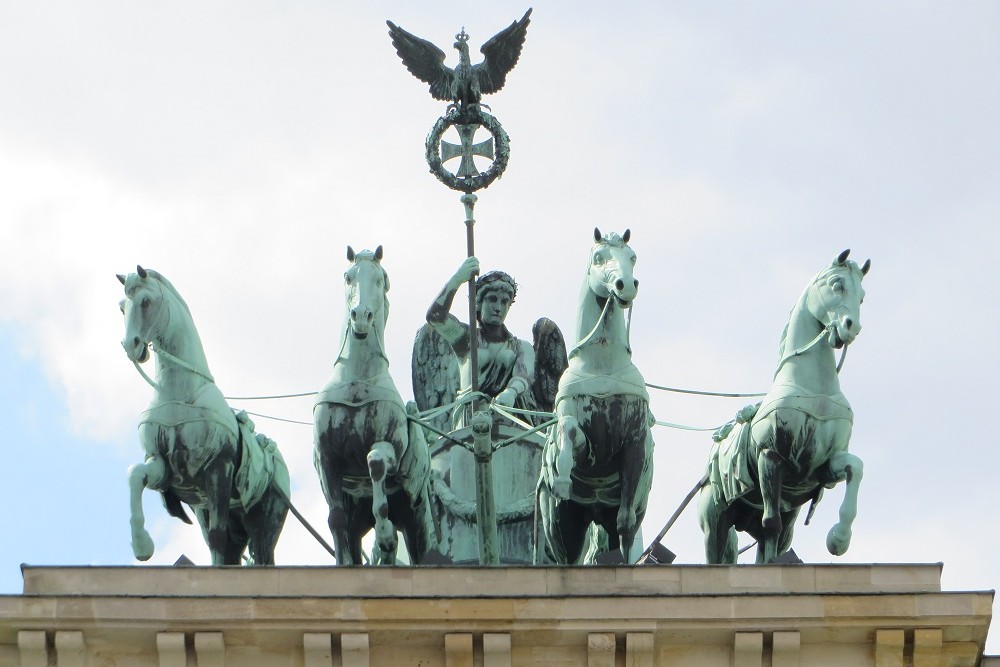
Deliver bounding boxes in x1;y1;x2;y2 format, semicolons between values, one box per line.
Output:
1;565;992;667
18;563;945;598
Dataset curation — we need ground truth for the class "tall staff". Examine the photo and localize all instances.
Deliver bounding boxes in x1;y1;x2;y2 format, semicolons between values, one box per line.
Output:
461;193;480;400
387;10;531;565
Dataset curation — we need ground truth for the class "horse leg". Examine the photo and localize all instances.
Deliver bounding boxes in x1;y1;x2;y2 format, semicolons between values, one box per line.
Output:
553;415;583;500
340;494;368;565
200;456;237;565
246;490;288;566
192;503;235;565
368;441;399;564
826;451;864;555
556;500;590;565
396;485;434;565
399;407;437;564
315;445;355;565
616;426;652;564
757;448;784;538
537;484;568;564
224;512;249;565
697;485;738;565
777;508;799;557
127;458;166;561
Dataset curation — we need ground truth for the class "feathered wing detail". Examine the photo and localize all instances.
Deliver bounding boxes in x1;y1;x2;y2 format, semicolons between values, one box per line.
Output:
475;9;532;96
412;323;460;435
532;317;568;414
386;20;455;101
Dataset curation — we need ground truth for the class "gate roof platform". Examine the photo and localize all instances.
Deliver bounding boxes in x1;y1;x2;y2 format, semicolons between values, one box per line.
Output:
1;563;994;666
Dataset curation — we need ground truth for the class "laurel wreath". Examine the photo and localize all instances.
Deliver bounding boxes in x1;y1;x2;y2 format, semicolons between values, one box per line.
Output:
425;107;511;193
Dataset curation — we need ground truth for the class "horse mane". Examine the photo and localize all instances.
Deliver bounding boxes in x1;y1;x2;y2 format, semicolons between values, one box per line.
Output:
125;269;191;316
146;270;192;315
584;232;630;271
596;232;628;248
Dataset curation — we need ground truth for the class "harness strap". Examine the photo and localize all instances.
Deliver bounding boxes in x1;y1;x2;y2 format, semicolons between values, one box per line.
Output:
568;296;612;358
774;324;849;377
133;359;160;391
132;343;215;391
151;343;215;383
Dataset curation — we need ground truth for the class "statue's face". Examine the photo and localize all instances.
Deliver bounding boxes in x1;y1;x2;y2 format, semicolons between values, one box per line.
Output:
478;289;512;327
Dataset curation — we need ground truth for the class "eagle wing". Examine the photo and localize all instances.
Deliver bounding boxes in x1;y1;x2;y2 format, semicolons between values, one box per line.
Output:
412;323;460;435
387;20;455;101
532;316;567;415
474;8;532;96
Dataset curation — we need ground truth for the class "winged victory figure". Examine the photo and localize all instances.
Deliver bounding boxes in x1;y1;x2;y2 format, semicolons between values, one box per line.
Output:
387;9;532;111
412;258;567;430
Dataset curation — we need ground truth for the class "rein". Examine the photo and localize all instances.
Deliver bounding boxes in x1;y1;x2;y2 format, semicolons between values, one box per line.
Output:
333;317;391;373
131;342;216;393
569;295;611;357
773;323;849;376
569;292;634;358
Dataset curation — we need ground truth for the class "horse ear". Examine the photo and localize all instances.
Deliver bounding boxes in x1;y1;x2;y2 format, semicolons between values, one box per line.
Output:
836;249;850;265
861;258;871;276
116;273;126;285
594;228;602;242
346;246;355;262
375;245;383;261
622;228;631;243
136;265;147;279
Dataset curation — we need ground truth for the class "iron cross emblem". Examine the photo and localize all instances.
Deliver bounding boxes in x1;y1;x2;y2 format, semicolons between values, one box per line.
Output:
440;124;495;178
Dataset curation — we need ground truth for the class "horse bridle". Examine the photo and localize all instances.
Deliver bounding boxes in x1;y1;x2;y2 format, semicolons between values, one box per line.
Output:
128;282;216;391
335;258;390;366
774;281;853;376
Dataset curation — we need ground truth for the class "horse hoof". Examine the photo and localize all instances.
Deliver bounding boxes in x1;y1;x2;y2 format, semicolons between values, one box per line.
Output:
826;524;852;556
132;531;155;561
553;478;572;500
379;540;398;565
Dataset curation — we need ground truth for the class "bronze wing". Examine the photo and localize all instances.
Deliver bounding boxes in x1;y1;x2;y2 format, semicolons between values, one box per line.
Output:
412;323;460;435
474;8;532;96
531;316;567;415
387;20;455;101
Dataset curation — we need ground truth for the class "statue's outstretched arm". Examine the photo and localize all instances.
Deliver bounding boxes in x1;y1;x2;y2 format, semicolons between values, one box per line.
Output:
427;257;480;354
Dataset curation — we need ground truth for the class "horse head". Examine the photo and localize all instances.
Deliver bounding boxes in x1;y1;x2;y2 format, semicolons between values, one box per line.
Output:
805;249;870;349
344;245;389;340
588;228;639;307
118;265;165;363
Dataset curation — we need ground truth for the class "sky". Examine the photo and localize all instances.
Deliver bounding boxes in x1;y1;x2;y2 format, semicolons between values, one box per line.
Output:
1;0;998;652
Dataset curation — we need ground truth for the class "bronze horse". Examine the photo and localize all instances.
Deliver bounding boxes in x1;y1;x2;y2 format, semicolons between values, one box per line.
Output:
698;250;870;563
313;247;437;564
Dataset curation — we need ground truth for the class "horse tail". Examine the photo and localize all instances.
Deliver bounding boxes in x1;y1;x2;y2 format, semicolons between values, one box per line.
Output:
161;488;192;524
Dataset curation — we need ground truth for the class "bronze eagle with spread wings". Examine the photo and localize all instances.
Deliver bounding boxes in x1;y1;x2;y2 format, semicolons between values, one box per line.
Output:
387;9;532;110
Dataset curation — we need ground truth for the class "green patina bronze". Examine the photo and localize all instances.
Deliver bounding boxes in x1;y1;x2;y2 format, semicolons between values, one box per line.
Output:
391;12;546;565
313;247;438;566
415;255;566;564
110;17;880;573
536;229;654;565
387;10;529;193
697;250;871;564
118;267;290;566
